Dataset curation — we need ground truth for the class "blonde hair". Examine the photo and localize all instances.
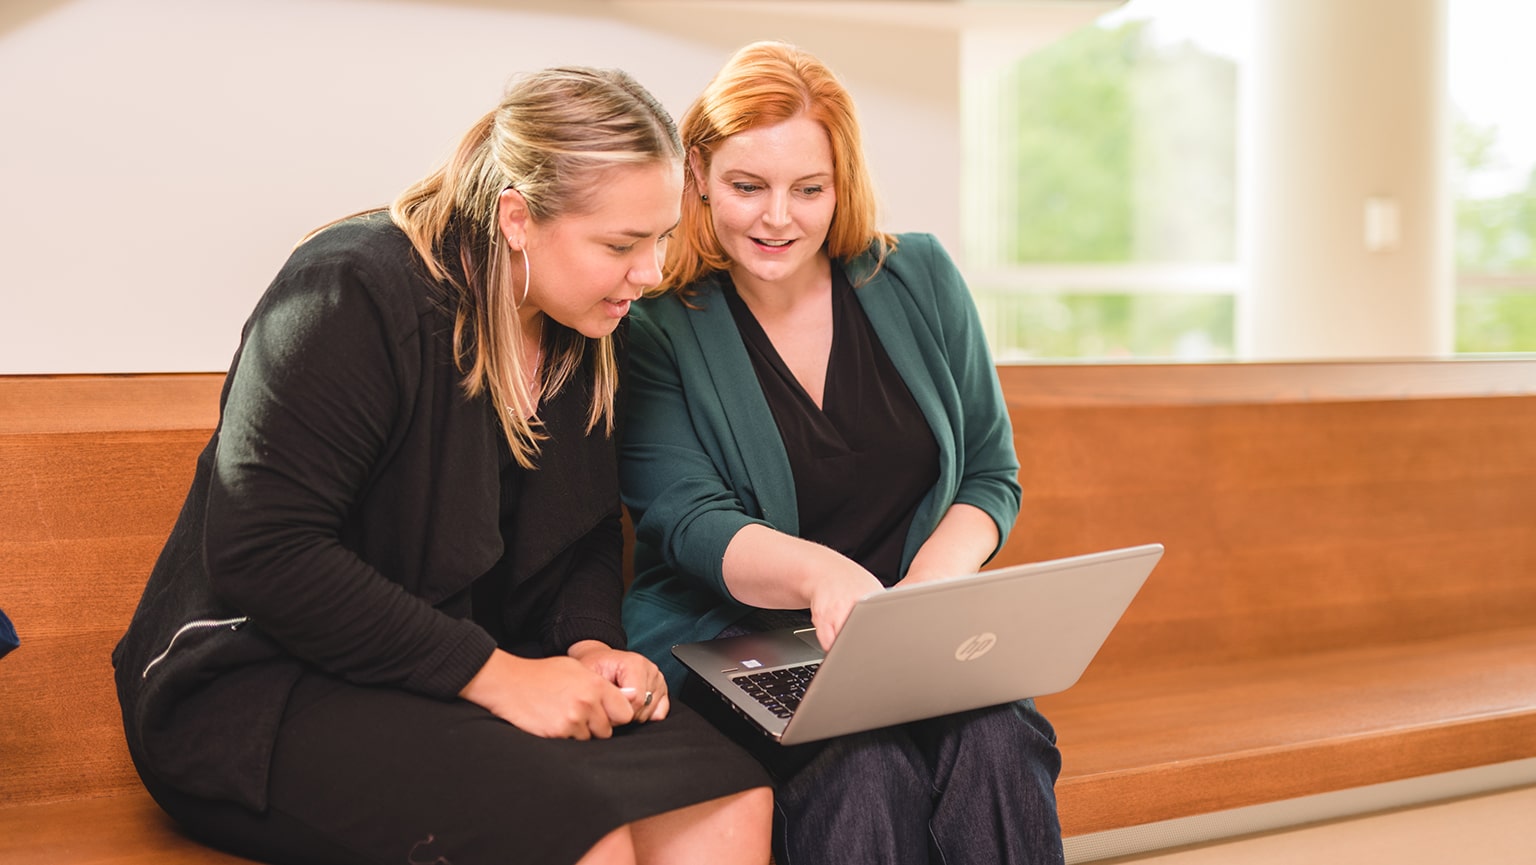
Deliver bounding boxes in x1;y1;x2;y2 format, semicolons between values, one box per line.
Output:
667;41;895;294
389;67;681;467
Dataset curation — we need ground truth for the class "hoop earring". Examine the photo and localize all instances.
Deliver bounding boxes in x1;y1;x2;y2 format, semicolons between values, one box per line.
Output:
517;247;532;307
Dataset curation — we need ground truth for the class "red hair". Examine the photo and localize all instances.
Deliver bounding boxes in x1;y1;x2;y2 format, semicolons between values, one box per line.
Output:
664;41;895;294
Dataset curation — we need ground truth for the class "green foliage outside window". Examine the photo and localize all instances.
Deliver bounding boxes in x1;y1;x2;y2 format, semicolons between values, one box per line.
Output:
1455;120;1536;353
1456;293;1536;353
995;22;1138;264
967;14;1237;360
975;292;1234;360
1455;123;1536;272
998;20;1236;265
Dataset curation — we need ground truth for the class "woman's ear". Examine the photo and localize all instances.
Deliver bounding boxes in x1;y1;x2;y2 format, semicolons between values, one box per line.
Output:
498;187;530;249
687;148;709;198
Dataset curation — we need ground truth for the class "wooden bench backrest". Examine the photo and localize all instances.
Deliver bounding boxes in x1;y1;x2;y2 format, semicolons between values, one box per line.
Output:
1;375;222;807
995;361;1536;677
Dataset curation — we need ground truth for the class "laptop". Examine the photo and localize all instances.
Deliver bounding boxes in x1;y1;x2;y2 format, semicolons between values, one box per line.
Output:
672;543;1162;745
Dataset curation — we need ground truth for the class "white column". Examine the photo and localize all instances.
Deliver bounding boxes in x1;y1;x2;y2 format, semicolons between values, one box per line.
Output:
1240;0;1452;359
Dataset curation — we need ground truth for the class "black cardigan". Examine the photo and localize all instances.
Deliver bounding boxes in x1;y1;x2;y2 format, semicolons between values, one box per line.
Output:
113;213;627;810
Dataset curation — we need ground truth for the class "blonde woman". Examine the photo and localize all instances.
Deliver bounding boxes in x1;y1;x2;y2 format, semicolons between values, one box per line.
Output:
114;67;770;865
621;43;1064;864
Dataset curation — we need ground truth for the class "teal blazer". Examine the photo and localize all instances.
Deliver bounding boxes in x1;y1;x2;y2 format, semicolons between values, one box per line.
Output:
619;233;1022;689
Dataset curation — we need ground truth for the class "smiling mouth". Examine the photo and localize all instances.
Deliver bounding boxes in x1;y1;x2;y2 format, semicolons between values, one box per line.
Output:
754;238;794;248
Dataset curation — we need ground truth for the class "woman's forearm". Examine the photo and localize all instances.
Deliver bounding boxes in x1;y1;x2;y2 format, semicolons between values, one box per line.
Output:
720;523;885;649
900;502;1000;586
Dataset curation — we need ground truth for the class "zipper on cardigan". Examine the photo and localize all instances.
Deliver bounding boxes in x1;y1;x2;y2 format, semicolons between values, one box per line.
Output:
141;616;251;679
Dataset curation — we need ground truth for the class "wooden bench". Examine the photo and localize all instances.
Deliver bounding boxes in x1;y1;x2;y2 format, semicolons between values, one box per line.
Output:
0;374;250;864
4;362;1536;863
1003;361;1536;858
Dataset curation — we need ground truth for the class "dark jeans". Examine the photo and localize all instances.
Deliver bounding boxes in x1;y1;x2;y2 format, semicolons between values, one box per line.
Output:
684;676;1066;865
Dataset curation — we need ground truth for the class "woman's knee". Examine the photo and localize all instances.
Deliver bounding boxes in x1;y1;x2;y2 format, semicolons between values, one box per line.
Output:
696;785;774;831
575;825;636;865
961;700;1059;751
630;787;773;865
923;701;1063;783
1010;698;1059;745
736;785;775;821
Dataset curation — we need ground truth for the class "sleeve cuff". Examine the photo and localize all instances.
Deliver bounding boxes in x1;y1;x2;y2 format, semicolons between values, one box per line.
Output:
403;619;498;700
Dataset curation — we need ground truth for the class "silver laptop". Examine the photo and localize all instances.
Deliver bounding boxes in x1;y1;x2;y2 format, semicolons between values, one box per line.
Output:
673;543;1162;745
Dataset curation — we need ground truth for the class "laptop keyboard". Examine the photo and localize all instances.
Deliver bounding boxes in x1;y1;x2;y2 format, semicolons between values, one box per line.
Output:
731;663;821;719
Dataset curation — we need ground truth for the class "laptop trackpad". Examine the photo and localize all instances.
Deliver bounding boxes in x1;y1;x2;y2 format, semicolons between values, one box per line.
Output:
793;627;823;651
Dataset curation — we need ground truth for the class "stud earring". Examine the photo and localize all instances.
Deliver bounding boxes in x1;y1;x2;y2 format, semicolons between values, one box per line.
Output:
700;194;709;203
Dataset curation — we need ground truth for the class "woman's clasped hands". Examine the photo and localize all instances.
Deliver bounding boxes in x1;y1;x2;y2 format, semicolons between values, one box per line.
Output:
459;640;669;739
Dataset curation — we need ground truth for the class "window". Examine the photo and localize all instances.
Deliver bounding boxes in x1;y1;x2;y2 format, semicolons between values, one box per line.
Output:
963;0;1245;361
1450;0;1536;354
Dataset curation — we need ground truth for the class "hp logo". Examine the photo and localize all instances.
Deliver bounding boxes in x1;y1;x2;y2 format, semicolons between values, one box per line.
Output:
954;632;998;661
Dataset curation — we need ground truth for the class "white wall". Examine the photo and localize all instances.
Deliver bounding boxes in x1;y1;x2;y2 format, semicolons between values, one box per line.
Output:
0;0;988;374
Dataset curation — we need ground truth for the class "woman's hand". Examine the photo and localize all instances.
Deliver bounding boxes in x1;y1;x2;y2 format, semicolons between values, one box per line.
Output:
567;640;670;723
458;647;635;739
804;559;884;651
722;524;884;651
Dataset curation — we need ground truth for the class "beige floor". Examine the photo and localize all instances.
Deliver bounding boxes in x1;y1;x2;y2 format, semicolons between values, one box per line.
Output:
1099;785;1536;865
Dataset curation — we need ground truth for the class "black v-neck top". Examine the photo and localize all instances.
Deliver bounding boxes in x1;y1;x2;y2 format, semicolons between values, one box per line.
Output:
724;266;939;585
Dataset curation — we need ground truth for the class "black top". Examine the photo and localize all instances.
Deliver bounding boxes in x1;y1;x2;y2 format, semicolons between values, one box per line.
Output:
724;265;939;585
113;213;627;810
473;380;626;659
